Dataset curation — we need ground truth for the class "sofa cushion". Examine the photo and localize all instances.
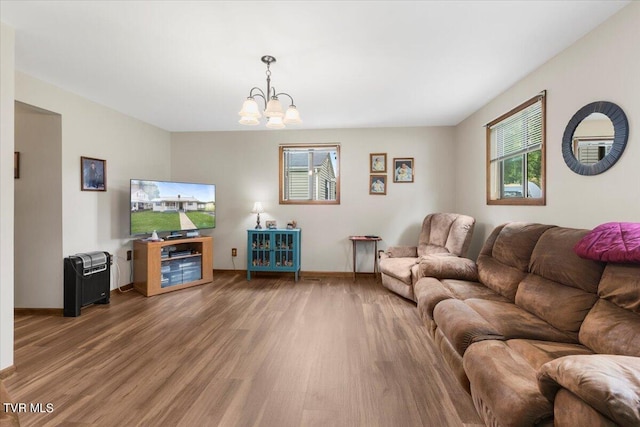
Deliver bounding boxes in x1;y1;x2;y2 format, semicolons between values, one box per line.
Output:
515;274;598;335
528;227;605;294
574;222;640;263
538;354;640;427
598;263;640;314
579;299;640;356
477;256;529;301
513;227;604;337
414;278;508;325
477;223;556;300
464;340;554;426
506;339;592;371
441;278;509;302
491;223;554;271
433;299;504;356
418;213;475;257
465;299;578;343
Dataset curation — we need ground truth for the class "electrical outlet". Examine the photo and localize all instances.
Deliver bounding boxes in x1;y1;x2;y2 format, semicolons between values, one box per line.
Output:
231;248;237;257
126;250;132;261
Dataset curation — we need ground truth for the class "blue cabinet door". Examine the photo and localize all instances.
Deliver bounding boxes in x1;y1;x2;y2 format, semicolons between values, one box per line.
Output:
247;229;301;281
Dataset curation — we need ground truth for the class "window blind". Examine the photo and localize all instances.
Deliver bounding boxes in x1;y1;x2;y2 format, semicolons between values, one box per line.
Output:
490;99;543;162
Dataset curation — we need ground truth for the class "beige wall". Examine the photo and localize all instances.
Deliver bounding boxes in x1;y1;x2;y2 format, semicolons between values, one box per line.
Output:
171;127;457;272
454;2;640;258
1;22;15;371
15;72;172;308
14;102;63;308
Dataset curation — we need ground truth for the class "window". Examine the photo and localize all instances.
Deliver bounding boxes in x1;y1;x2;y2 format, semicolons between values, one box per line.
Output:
486;92;546;205
279;144;340;204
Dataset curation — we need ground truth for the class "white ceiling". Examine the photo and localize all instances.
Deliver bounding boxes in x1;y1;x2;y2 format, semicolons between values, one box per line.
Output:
0;1;630;132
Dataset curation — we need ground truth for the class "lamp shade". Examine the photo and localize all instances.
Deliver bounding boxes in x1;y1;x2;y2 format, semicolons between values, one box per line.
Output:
264;98;284;118
238;98;262;118
266;116;285;129
283;105;302;124
251;202;264;213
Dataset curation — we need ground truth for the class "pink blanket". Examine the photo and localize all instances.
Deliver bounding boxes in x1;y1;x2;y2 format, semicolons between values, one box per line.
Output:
574;222;640;263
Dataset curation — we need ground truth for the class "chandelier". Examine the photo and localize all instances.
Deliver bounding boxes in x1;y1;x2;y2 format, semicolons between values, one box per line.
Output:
238;55;302;129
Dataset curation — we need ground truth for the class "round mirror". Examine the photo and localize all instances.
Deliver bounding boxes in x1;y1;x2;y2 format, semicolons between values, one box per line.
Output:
562;101;628;175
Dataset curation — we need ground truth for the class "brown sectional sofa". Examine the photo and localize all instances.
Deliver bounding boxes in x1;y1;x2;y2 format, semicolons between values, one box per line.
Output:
410;222;640;426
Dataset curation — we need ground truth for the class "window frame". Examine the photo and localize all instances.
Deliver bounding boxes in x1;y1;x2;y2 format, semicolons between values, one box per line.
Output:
486;92;546;206
279;143;340;205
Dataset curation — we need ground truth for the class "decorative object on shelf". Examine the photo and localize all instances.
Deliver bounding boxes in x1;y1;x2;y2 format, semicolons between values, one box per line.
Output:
238;55;302;129
370;175;387;195
266;220;277;229
562;101;629;176
393;157;414;183
370;153;387;173
14;152;19;179
252;201;264;229
287;220;297;229
81;156;107;191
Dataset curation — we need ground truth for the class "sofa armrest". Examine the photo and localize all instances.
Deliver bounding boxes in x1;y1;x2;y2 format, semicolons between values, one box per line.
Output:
418;254;478;281
538;354;640;426
383;246;418;258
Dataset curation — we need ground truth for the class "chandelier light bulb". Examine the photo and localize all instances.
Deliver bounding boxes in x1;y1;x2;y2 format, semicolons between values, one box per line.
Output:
283;105;302;124
266;116;285;129
238;97;261;118
264;98;284;118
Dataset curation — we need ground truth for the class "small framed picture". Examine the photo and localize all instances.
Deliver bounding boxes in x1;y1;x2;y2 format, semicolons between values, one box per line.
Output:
370;153;387;173
14;152;20;179
393;158;414;183
369;174;387;195
266;220;277;229
81;156;107;191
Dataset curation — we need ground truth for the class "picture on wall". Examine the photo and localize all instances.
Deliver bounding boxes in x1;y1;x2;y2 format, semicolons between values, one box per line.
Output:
393;157;414;183
14;152;19;179
370;153;387;173
81;156;107;191
370;174;387;195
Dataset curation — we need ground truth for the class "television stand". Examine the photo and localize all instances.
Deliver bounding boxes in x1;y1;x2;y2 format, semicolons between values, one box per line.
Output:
133;236;213;296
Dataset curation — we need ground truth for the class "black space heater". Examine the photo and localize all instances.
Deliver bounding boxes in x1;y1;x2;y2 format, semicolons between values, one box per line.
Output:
64;251;111;317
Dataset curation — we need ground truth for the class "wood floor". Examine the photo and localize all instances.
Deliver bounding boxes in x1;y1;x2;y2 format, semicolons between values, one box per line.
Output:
6;273;483;427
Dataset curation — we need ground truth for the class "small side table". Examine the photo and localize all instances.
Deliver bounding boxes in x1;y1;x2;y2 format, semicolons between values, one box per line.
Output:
349;235;382;281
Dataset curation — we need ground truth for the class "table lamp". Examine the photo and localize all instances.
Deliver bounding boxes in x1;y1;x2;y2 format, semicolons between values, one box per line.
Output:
251;202;264;229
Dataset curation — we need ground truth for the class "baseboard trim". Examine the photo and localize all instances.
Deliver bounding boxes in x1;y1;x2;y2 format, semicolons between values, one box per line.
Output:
0;365;16;380
14;308;63;316
214;269;359;279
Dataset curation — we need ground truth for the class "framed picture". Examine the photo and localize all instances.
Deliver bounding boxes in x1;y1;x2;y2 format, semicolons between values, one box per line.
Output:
81;156;107;191
14;152;20;179
370;153;387;173
265;220;277;229
393;157;414;183
369;174;387;195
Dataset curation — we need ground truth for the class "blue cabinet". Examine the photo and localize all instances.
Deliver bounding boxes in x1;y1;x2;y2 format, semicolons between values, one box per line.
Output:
247;229;301;281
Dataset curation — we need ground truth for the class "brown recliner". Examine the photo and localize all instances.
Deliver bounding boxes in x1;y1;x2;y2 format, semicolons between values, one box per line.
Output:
378;213;475;301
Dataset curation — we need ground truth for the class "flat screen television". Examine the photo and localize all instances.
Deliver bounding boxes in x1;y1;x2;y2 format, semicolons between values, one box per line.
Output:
130;179;216;236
